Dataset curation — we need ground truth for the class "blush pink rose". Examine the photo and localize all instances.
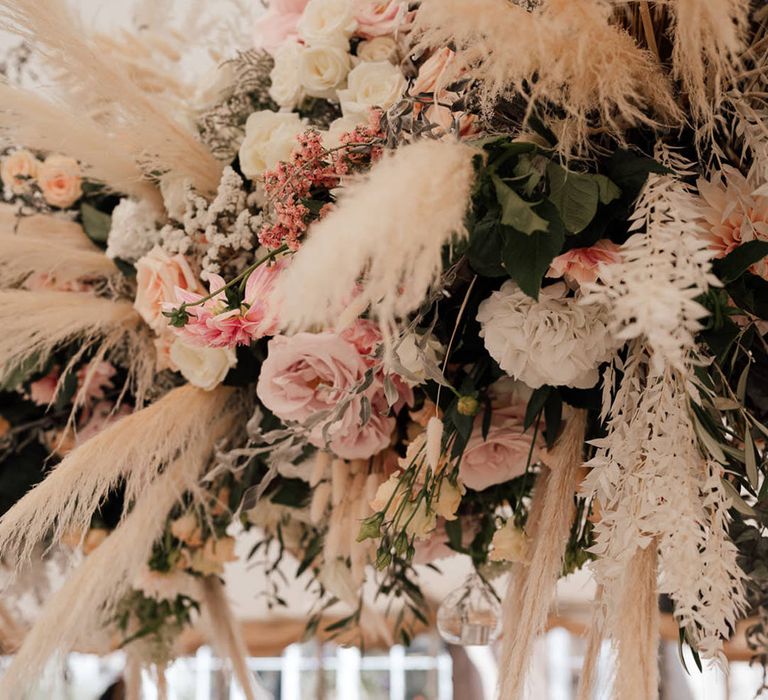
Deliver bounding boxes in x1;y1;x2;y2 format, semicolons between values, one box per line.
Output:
459;404;542;492
257;331;402;459
340;318;381;360
135;247;204;332
254;0;309;51
355;0;409;38
169;258;287;347
29;368;60;406
546;240;622;287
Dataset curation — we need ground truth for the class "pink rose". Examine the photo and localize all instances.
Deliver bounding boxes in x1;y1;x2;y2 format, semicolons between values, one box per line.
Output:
546;240;622;287
37;155;82;208
134;247;203;332
29;368;60;406
355;0;409;38
169;258;287;347
257;331;401;459
254;0;309;51
340;318;381;360
459;404;542;491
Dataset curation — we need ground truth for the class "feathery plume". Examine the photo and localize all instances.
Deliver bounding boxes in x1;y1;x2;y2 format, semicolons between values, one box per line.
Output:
274;139;476;340
0;219;118;288
498;408;586;698
0;409;237;697
669;0;749;131
0;289;142;387
0;0;222;194
199;577;273;700
0;83;162;206
0;385;234;570
412;0;680;154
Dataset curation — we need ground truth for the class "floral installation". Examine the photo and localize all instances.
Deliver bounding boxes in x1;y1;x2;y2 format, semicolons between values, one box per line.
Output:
0;1;766;700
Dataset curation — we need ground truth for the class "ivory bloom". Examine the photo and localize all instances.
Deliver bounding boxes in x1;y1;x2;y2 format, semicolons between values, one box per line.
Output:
169;339;236;391
338;61;406;119
238;110;304;180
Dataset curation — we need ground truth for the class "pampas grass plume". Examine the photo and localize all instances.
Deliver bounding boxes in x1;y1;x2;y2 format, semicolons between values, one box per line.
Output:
274;139;476;339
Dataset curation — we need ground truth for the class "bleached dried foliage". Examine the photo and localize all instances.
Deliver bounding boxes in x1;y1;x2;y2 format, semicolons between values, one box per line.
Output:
0;216;117;288
498;409;586;699
274;139;476;341
0;0;221;194
0;409;238;697
0;290;142;386
0;385;235;570
668;0;749;131
412;0;680;154
582;150;719;374
0;83;162;205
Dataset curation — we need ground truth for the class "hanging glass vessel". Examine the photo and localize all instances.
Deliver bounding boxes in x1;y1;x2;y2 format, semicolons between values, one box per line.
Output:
436;573;502;646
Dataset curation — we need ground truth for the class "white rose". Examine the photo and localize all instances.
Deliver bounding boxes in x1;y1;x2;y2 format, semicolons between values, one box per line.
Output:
391;331;445;386
169;339;236;391
298;0;357;46
477;281;614;389
357;36;399;63
298;43;352;98
238;110;304;180
337;60;406;119
269;42;304;109
322;116;365;149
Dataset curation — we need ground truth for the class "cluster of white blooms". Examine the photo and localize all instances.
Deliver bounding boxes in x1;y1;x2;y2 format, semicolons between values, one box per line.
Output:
159;167;261;277
105;198;161;262
265;0;407;126
477;281;614;389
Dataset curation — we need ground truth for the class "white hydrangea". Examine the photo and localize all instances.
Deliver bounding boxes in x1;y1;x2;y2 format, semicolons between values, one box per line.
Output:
477;281;614;389
105;198;161;262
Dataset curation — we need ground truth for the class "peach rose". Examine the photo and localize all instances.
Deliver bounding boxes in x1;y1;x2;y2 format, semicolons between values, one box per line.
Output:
546;240;622;287
83;528;109;555
1;149;40;195
257;331;398;459
355;0;409;38
411;47;456;96
190;536;238;576
171;512;203;548
134;246;203;332
459;404;543;492
38;155;82;208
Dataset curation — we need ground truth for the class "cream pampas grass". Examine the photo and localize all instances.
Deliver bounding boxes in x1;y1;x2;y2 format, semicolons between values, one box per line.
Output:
200;577;273;700
0;410;237;697
0;0;221;194
498;408;586;699
0;217;118;288
0;83;162;206
0;289;142;387
412;0;680;154
0;385;234;570
274;139;476;340
668;0;749;130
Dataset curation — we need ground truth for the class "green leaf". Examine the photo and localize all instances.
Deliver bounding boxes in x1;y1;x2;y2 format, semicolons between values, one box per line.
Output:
524;386;550;430
467;216;506;277
54;368;78;412
593;174;622;205
721;478;757;517
444;518;464;553
714;241;768;284
0;353;41;391
492;175;549;235
501;201;565;299
745;430;759;490
546;163;599;234
737;363;750;403
80;202;112;245
606;150;669;196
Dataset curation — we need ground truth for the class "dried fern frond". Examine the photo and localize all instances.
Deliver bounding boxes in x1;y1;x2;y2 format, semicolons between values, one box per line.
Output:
412;0;680;154
0;385;234;571
0;0;222;194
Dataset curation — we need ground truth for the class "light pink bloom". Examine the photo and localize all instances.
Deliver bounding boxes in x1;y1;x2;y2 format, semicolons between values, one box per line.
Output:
29;368;60;406
77;360;116;403
340;318;381;360
459;404;543;492
254;0;309;51
546;240;622;287
257;331;404;459
169;259;287;348
77;401;132;443
698;166;768;279
355;0;409;38
135;247;204;332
